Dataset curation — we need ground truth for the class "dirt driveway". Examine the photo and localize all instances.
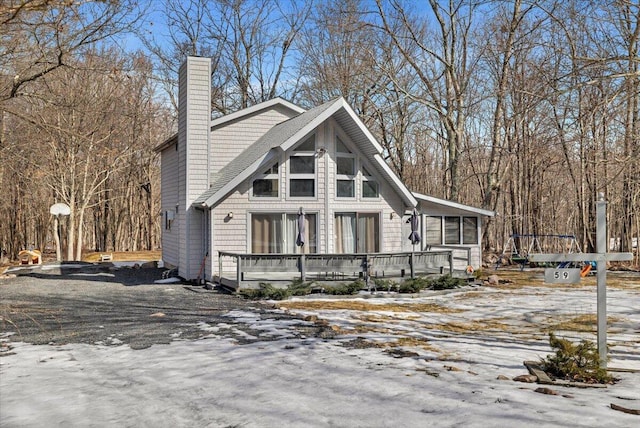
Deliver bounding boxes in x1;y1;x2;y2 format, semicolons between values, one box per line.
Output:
0;264;316;350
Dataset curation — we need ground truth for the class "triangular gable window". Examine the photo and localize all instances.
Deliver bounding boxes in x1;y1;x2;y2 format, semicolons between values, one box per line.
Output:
361;165;379;198
252;162;279;198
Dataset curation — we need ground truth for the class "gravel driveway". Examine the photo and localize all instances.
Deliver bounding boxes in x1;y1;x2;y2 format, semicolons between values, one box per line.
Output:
0;264;317;350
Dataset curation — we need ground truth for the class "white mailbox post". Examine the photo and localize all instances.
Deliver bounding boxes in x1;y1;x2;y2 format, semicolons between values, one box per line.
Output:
528;194;632;368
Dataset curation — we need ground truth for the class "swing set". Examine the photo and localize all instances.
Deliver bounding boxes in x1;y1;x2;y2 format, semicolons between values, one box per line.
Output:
498;234;592;273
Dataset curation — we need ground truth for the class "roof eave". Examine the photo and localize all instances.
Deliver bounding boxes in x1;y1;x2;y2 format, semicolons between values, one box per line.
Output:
413;192;495;216
210;97;305;131
154;133;177;153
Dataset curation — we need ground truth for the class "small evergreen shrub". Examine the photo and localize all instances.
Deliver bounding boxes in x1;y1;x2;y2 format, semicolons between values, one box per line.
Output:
239;283;291;300
397;275;465;293
540;333;616;384
373;278;399;292
239;279;363;299
398;278;428;293
323;280;364;295
287;279;313;296
427;274;466;290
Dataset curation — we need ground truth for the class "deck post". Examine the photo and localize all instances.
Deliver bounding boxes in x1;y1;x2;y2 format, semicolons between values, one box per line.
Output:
596;194;607;368
236;254;242;288
410;251;415;279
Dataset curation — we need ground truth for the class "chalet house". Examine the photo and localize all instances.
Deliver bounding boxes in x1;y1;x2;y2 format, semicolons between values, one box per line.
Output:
155;57;494;286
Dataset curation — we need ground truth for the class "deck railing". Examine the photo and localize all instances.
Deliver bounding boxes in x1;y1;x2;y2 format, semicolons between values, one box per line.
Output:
217;250;458;289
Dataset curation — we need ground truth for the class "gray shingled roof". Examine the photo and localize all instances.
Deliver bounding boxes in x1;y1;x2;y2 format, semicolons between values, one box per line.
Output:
193;98;341;207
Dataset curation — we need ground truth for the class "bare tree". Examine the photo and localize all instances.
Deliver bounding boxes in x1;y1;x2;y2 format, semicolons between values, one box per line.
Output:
375;0;478;201
0;0;144;102
145;0;311;116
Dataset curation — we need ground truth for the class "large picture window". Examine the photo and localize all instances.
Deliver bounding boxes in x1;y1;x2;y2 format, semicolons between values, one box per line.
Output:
335;212;379;253
251;213;317;253
289;135;315;197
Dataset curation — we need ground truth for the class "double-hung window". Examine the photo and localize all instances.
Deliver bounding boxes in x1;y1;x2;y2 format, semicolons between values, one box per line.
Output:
334;212;380;253
336;137;355;198
289;135;315;197
252;163;279;197
251;213;317;253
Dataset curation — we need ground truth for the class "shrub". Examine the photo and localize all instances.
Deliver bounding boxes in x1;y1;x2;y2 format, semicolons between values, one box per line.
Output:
397;275;465;293
427;274;465;290
239;283;291;300
288;279;313;296
324;280;364;295
373;278;399;292
398;278;428;293
540;333;616;384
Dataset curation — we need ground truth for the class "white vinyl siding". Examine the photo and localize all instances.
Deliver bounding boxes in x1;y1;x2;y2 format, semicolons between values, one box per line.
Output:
160;144;180;268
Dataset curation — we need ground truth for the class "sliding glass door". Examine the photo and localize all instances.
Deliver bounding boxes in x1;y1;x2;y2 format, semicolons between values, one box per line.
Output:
251;213;316;254
335;212;379;253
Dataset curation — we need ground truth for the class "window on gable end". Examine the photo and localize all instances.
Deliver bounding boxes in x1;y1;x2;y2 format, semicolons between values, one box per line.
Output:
252;162;279;198
289;135;316;197
336;136;355;198
361;165;379;198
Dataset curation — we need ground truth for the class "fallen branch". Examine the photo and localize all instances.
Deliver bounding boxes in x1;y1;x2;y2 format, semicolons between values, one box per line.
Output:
610;403;640;415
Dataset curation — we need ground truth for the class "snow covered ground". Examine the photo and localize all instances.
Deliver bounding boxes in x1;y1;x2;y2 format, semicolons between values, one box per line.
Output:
1;280;639;427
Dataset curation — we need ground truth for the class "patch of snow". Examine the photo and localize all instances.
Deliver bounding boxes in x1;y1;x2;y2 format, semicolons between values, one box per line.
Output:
1;283;639;427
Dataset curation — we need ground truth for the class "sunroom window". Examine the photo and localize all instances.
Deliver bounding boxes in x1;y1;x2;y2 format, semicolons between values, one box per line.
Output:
336;137;355;198
425;216;442;245
251;213;317;253
361;165;379;198
252;163;279;197
444;216;460;245
463;217;478;244
429;216;479;245
289;135;315;197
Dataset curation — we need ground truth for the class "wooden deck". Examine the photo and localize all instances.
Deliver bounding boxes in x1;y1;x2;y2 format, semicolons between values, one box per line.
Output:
216;250;471;290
